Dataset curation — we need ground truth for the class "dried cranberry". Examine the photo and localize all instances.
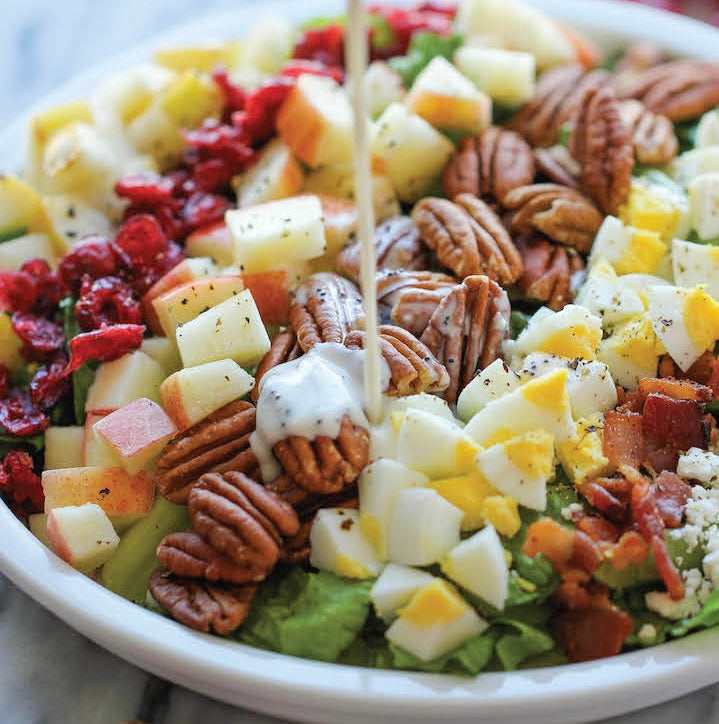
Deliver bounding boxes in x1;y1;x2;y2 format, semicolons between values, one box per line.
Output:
0;389;49;436
114;214;170;266
0;270;35;313
74;276;142;332
190;158;234;194
181;192;231;234
11;313;65;362
0;364;9;400
20;259;63;316
212;67;247;117
121;202;184;244
30;352;71;411
293;24;345;68
0;449;44;519
279;59;344;83
124;242;183;295
115;173;176;205
368;4;454;57
233;79;294;146
58;237;119;295
183;120;255;168
66;323;145;373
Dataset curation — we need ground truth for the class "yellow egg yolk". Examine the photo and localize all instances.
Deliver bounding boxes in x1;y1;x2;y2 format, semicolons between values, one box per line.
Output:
684;286;719;354
399;579;468;626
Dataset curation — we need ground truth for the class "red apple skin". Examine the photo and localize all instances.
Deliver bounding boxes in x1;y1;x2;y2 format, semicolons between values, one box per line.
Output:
46;511;73;564
241;270;290;325
160;375;192;430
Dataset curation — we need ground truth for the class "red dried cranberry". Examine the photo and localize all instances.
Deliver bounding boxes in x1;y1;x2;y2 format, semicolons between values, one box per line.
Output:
181;192;231;234
20;259;63;316
279;59;344;83
66;323;145;373
368;4;454;57
190;158;234;194
59;237;119;294
0;364;9;400
0;270;36;313
183;120;255;168
293;24;345;68
121;202;184;244
0;449;44;518
30;352;71;411
212;67;247;117
11;313;65;362
114;214;170;266
0;389;49;436
233;79;293;146
125;242;183;295
115;173;176;205
74;276;142;332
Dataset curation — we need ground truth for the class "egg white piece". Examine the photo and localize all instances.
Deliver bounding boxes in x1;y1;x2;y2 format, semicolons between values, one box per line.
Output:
370;563;436;622
688;173;719;240
673;147;719;186
696;109;719;149
673;238;719;299
574;257;645;325
456;358;520;422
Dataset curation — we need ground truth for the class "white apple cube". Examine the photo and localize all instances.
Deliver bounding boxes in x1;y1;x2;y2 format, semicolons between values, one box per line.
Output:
359;459;429;560
28;513;53;549
385;578;487;661
364;61;405;118
405;56;492;134
456;358;520;422
160;358;254;430
83;412;119;468
42;194;114;252
370;563;435;622
453;46;535;105
85;351;166;412
139;337;182;375
46;503;120;571
441;525;509;610
227;194;327;274
673;238;719;298
309;508;384;579
689;173;719;240
92;398;177;474
370;103;455;203
185;222;235;266
276;74;355;167
44;426;84;470
0;233;57;270
387;488;463;566
175;289;270;368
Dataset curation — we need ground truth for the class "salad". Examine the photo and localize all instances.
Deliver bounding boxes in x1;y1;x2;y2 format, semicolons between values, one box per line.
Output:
3;0;719;677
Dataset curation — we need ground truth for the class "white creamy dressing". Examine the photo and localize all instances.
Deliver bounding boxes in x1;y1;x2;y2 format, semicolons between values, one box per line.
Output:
250;342;390;481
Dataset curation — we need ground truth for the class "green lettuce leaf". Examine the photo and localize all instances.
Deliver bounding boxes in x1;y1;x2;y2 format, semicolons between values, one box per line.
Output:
238;568;373;661
389;631;497;675
505;553;561;607
670;588;719;637
494;618;556;671
389;32;464;88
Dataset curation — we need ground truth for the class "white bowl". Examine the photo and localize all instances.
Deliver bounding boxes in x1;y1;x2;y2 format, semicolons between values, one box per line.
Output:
2;2;719;722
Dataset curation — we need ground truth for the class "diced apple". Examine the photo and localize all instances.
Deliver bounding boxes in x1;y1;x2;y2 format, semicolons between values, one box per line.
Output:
44;426;85;470
160;358;254;430
359;459;429;559
160;70;222;129
370;103;455;203
234;138;305;208
309;508;384;579
46;503;120;571
276;74;355;167
92;398;177;474
318;195;358;262
126;104;185;170
242;17;295;75
405;56;492;134
441;525;508;610
387;488;463;566
240;271;290;326
42;466;155;522
28;513;53;549
226;194;327;273
453;46;535;105
154;43;242;73
139;337;182;375
85;351;166;412
0;315;23;370
83;412;118;468
456;358;520;422
365;61;405;118
370;563;435;622
152;274;244;338
0;174;62;250
42;194;114;252
184;222;234;266
0;233;57;270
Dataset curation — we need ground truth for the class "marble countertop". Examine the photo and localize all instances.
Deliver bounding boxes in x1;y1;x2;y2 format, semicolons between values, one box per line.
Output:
3;1;719;722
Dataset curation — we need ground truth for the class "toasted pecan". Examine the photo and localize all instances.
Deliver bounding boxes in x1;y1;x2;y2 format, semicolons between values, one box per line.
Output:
252;328;303;403
618;99;678;166
504;183;603;254
288;272;365;352
344;324;450;396
420;275;511;403
442;128;535;204
534;147;580;190
148;569;256;635
155;400;259;504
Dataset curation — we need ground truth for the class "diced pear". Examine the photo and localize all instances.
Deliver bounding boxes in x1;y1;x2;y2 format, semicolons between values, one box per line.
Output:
396;408;479;479
160;70;222;128
673;238;719;298
0;233;57;270
688;173;719;240
364;61;405;118
309;508;384;579
28;513;53;549
42;194;114;252
370;103;455;203
126;105;185;170
0;174;62;250
175;289;270;368
359;459;428;559
154;43;241;73
0;315;23;371
184;222;234;266
370;563;435;622
44;426;85;470
83;412;118;468
139;337;182;375
386;578;487;661
453;46;535;105
387;488;463;566
456;358;520;422
441;525;508;610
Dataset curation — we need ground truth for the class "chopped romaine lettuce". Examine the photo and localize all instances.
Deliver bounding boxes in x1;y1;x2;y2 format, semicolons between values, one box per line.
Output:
670;588;719;637
494;618;556;671
389;32;463;88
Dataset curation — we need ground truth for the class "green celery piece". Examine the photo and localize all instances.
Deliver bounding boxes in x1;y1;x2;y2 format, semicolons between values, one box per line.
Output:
0;225;28;244
101;497;190;604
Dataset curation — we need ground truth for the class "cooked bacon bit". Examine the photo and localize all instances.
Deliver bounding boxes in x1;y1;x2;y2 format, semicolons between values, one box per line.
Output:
579;481;627;521
639;376;713;405
642;393;708;452
603;411;645;467
575;514;620;543
653;470;691;528
661;352;718;388
554;605;634;663
571;530;604;573
523;518;575;571
652;533;684;601
607;530;650;571
615;386;644;413
645;446;678;475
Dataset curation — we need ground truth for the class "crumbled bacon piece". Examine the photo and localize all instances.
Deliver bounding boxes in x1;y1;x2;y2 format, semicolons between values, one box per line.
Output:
643;393;708;452
653;470;691;528
579;481;627;521
554;604;634;663
607;530;650;570
603;411;645;467
0;450;44;519
639;376;713;405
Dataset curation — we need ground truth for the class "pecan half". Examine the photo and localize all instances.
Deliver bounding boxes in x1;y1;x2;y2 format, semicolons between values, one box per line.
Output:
251;328;303;403
335;216;429;283
377;269;457;337
508;65;610;147
273;415;370;494
344;324;450;396
420;275;511;403
412;195;523;285
534;147;580;190
188;471;300;572
617;60;719;122
504;183;602;254
155;400;258;504
614;42;666;77
570;86;634;215
288;273;365;352
148;569;256;635
618;99;678;166
442;128;535;204
516;234;585;311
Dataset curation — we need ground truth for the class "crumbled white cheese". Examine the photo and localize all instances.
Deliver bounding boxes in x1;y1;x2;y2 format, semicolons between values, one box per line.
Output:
637;623;658;642
677;448;719;487
703;550;719;588
561;503;584;522
646;568;712;620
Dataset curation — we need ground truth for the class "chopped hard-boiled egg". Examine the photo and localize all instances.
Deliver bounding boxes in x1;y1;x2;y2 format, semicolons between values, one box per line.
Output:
427;473;499;532
359;459;428;560
688;173;719;240
480;496;521;538
473;430;554;511
556;413;613;486
619;178;688;243
673;238;719;299
673;147;719;187
647;284;719;371
456;358;520;422
441;525;509;610
309;508;384;579
370;563;435;622
385;578;488;662
695;109;719;149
